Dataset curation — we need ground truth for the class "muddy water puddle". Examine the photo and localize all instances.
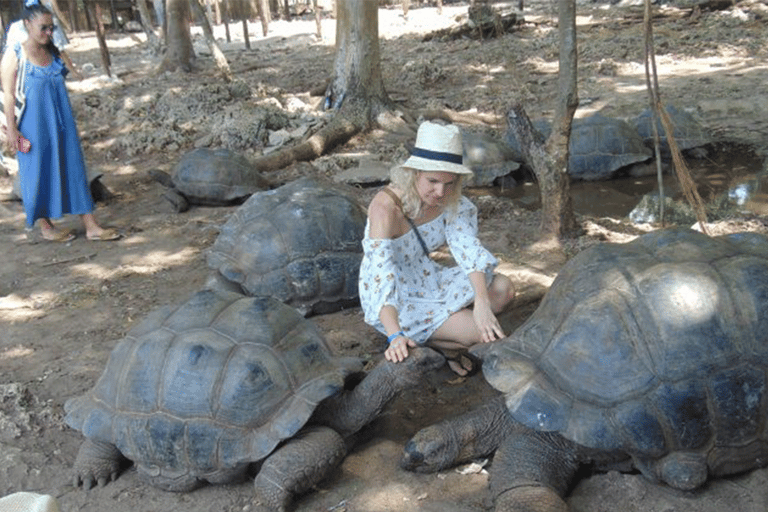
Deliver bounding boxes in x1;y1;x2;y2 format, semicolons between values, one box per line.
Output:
486;144;767;219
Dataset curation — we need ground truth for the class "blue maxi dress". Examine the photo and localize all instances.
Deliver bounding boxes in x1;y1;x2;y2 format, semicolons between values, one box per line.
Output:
15;43;93;227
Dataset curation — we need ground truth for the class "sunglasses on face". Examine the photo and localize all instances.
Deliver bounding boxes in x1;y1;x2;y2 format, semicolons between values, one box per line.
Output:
38;24;55;32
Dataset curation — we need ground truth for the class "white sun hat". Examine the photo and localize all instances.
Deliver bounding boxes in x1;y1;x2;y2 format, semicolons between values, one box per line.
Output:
0;493;61;512
400;121;473;175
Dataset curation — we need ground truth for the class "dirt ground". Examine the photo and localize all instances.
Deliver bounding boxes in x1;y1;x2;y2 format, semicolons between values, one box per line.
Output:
2;2;768;511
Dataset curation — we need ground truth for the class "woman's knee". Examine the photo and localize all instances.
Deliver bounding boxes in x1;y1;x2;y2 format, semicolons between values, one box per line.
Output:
489;274;515;313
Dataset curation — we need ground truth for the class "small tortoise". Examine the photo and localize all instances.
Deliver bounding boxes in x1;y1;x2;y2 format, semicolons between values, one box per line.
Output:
65;288;444;511
402;228;768;512
149;148;270;212
634;104;710;158
505;113;652;181
207;177;367;315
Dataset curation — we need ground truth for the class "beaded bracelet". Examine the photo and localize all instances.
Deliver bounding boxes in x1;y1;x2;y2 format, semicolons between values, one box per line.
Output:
387;331;405;344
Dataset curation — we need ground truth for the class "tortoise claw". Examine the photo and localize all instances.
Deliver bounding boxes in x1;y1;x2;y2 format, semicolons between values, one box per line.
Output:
81;475;95;490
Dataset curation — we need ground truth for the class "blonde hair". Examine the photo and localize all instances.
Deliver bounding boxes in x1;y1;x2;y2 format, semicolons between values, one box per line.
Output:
389;165;467;219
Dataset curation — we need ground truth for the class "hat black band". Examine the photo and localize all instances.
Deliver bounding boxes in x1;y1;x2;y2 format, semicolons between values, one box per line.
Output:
411;147;463;165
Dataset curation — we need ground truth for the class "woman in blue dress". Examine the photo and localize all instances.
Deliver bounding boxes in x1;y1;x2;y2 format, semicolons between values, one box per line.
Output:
1;3;118;242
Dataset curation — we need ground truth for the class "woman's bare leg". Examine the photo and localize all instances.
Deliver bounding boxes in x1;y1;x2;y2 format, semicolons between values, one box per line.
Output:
427;274;516;375
488;274;516;313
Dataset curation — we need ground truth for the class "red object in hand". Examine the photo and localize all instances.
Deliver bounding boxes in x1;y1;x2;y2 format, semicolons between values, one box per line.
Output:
18;136;31;153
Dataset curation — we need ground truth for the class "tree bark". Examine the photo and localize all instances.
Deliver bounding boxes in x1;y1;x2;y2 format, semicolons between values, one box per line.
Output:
506;0;579;240
159;0;194;72
325;0;389;111
189;0;233;80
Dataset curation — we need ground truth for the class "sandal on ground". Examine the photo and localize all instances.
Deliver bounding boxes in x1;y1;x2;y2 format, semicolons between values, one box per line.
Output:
87;228;121;241
437;348;482;378
40;228;76;243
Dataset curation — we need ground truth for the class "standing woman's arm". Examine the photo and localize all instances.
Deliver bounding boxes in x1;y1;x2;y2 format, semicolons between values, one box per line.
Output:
1;48;22;152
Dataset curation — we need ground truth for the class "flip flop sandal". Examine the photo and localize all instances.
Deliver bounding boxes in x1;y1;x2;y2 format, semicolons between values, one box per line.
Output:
41;229;76;243
87;228;121;241
438;348;483;378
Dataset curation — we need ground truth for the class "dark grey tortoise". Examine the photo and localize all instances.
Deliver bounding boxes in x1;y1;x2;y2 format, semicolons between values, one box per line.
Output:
207;176;367;315
149;147;270;212
65;288;444;511
634;104;710;158
402;228;768;512
505;113;652;180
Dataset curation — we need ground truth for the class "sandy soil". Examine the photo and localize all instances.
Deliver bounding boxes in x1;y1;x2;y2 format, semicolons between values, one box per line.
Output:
2;2;768;511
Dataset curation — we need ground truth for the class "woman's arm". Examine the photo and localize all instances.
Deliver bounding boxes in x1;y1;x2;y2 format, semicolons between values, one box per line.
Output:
468;271;504;343
366;189;418;362
59;50;83;80
0;48;21;151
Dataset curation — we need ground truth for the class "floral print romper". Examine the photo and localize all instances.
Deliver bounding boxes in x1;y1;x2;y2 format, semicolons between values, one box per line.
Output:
359;196;498;343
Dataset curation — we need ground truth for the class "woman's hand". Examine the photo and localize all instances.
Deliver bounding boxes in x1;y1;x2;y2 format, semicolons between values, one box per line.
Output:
5;125;19;153
6;126;30;153
473;300;505;343
385;333;417;363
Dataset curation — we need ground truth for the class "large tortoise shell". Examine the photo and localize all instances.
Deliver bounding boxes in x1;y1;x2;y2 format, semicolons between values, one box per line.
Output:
207;177;367;315
64;289;361;474
173;148;269;205
482;228;768;469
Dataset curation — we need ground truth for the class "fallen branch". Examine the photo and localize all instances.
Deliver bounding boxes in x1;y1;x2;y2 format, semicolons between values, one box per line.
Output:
251;104;369;173
41;253;97;267
418;108;502;127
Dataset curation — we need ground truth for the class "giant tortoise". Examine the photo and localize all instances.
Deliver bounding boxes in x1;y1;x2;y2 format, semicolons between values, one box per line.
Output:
65;288;444;511
401;228;768;512
149;148;270;212
207;177;367;315
634;104;710;158
505;113;652;180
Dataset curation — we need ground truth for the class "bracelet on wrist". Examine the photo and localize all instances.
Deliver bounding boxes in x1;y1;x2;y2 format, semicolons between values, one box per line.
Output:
387;331;405;344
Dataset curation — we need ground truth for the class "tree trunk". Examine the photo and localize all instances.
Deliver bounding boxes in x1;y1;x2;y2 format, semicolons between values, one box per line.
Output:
251;0;268;36
67;0;78;32
135;0;161;48
159;0;194;72
109;0;119;31
313;0;321;38
325;0;389;111
189;0;233;80
48;0;72;33
85;1;111;76
506;0;578;240
222;0;231;42
251;0;395;174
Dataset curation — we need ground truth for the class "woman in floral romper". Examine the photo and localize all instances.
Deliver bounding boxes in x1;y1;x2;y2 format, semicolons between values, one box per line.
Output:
359;121;515;376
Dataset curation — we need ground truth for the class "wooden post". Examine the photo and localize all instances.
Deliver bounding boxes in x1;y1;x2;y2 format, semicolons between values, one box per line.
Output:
108;0;119;30
222;0;231;42
313;0;321;38
86;0;111;76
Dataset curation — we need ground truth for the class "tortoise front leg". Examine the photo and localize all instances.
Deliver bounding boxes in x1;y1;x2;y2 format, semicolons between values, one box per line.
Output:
253;426;346;512
490;428;580;512
73;438;126;489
